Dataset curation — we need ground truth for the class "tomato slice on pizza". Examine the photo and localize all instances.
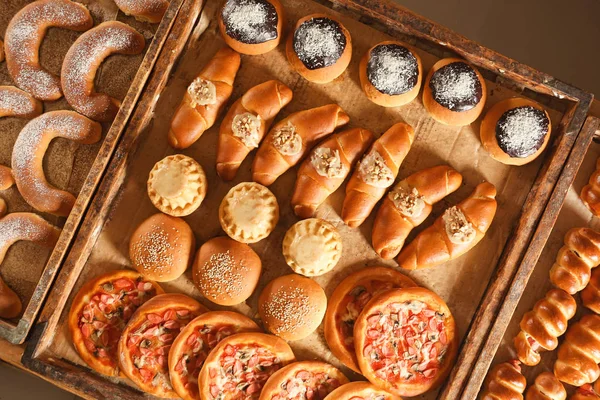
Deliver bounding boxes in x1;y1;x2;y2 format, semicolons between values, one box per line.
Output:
354;287;457;397
168;311;261;400
324;266;417;372
68;270;164;377
259;361;348;400
199;332;295;400
118;293;208;398
323;381;400;400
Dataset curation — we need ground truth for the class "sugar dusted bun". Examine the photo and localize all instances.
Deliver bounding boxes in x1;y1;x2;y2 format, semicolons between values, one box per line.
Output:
192;236;262;306
129;213;195;282
423;57;487;126
359;40;423;107
286;13;352;84
218;0;284;55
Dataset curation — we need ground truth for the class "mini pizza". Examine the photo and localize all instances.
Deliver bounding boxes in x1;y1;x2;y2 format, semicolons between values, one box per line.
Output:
118;293;208;398
324;266;417;373
323;381;400;400
354;287;457;397
259;361;349;400
199;332;296;400
68;269;164;377
168;311;261;400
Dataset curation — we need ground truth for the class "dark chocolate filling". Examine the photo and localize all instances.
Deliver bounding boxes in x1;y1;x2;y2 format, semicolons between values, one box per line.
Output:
495;106;549;158
367;44;419;96
292;17;346;70
221;0;278;45
429;62;483;112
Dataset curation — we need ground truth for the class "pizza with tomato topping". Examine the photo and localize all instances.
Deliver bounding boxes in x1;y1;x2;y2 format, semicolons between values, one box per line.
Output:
118;293;208;398
324;266;417;372
323;381;400;400
354;287;457;397
169;311;261;400
68;270;164;377
259;361;348;400
198;332;295;400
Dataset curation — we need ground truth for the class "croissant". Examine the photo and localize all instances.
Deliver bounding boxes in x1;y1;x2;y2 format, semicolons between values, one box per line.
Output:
581;158;600;217
525;372;566;400
291;128;374;219
554;314;600;386
571;386;600;400
397;181;497;270
514;289;576;366
372;165;463;259
168;47;241;149
341;122;414;228
549;228;600;294
582;267;600;313
251;104;350;186
481;360;526;400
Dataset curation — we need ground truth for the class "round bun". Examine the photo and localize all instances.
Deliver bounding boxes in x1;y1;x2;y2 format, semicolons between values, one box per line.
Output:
258;274;327;341
480;97;551;166
218;0;284;55
129;213;195;282
423;57;487;126
286;13;352;84
359;40;423;107
192;236;262;306
324;381;401;400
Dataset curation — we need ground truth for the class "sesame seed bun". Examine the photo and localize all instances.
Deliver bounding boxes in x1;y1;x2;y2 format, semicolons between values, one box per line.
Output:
129;213;195;282
192;236;262;306
258;274;327;341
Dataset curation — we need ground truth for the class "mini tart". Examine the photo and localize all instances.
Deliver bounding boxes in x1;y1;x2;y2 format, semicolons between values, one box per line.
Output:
480;98;551;166
147;154;207;217
258;274;327;341
324;266;418;373
359;41;423;107
118;294;208;398
259;361;349;400
354;287;458;397
323;381;401;400
423;57;487;126
68;270;164;377
282;218;342;276
168;311;260;400
219;182;279;243
192;236;262;306
198;332;296;400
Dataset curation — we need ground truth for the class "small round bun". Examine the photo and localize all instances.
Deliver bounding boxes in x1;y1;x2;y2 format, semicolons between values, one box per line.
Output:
423;57;487;126
286;13;352;84
258;274;327;341
359;41;423;107
480;97;551;166
324;381;401;400
218;0;284;55
192;236;262;306
129;213;195;282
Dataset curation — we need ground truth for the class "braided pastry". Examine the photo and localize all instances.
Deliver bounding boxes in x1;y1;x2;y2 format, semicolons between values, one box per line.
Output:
525;372;566;400
554;314;600;386
582;267;600;314
514;289;576;366
571;385;600;400
481;360;526;400
550;228;600;294
581;158;600;217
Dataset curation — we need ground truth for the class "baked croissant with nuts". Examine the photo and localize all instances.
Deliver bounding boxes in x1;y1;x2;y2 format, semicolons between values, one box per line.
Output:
554;314;600;386
481;360;526;400
525;372;566;400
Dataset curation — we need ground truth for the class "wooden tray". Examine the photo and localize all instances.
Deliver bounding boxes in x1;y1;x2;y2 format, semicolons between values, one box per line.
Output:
0;0;187;344
22;0;594;399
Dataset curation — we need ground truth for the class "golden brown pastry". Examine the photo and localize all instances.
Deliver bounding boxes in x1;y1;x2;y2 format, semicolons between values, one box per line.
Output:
4;0;93;100
571;386;600;400
252;104;350;186
0;167;15;191
0;86;43;119
372;165;463;259
581;158;600;217
216;80;293;181
397;181;497;270
291;128;374;218
341;122;414;228
168;47;241;149
481;360;526;400
12;111;102;216
549;227;600;294
113;0;169;23
525;372;566;400
323;382;401;400
0;40;4;63
582;267;600;313
0;199;6;217
514;289;576;366
554;314;600;386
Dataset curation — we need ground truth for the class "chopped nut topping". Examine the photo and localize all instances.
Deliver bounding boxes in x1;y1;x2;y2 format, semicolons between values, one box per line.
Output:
311;147;344;178
358;149;394;188
232;112;261;148
443;206;476;244
187;78;216;106
389;183;425;218
272;122;302;156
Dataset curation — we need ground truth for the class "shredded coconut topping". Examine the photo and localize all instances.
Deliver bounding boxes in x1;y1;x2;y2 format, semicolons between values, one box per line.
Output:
367;44;419;96
311;147;344;178
272;122;302;156
293;17;346;70
221;0;278;44
232;112;261;148
442;206;475;244
495;106;549;158
358;149;394;188
429;62;482;112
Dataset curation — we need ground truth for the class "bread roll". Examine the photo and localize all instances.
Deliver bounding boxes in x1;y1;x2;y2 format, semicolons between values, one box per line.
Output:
581;157;600;217
554;314;600;386
525;372;566;400
582;267;600;313
481;360;526;400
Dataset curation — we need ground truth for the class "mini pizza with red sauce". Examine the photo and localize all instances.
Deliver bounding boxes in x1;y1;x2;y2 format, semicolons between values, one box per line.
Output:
354;287;457;397
68;269;164;377
168;311;261;400
199;332;295;400
118;293;208;398
324;266;417;372
323;381;400;400
259;361;349;400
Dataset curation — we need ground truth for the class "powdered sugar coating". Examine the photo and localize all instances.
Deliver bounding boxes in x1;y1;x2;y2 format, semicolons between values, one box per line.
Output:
0;213;60;261
221;0;278;45
429;62;483;112
495;106;549;158
293;17;346;70
367;44;419;96
0;86;41;118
